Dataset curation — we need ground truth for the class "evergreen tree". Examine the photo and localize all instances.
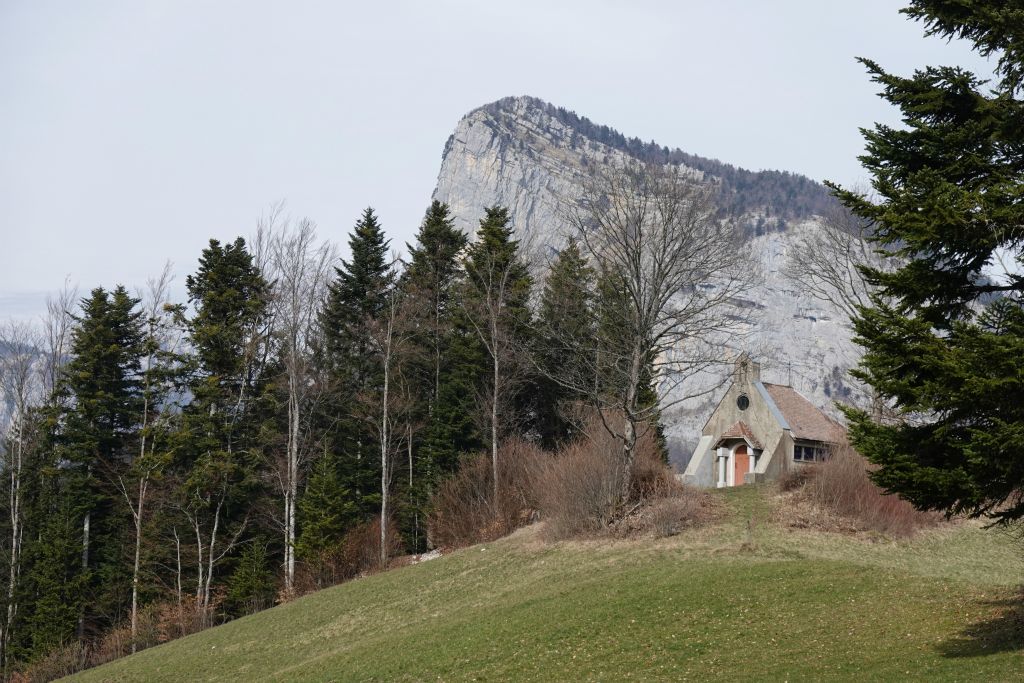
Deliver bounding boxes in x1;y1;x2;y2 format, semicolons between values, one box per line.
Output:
461;206;534;497
319;208;393;520
225;541;275;616
11;287;146;651
56;286;145;640
19;483;89;655
536;239;595;448
400;201;472;547
834;2;1024;524
177;238;271;610
403;201;469;414
61;287;145;469
295;451;356;572
463;206;534;384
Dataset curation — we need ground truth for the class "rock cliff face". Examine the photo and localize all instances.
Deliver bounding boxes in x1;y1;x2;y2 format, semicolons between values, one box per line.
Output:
433;96;861;466
434;97;633;248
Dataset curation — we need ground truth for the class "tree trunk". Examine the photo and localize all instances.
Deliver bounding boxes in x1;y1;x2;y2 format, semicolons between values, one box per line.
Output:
379;352;390;570
173;528;182;601
491;345;500;504
78;511;90;639
284;369;299;596
620;415;637;504
619;345;644;504
204;500;222;614
130;480;146;654
192;518;204;618
193;520;204;604
132;393;148;655
174;527;183;635
2;429;23;672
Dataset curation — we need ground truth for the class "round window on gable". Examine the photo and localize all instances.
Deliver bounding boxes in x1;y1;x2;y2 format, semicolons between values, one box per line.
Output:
737;394;750;411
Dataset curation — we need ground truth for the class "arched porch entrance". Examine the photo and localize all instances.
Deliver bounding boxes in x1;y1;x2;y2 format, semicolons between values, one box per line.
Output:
716;440;756;487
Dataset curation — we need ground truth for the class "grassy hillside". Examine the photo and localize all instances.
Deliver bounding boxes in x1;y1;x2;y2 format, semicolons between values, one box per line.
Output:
71;487;1023;682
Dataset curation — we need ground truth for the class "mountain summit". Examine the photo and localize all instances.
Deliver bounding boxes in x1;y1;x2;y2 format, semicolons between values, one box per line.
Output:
433;96;836;245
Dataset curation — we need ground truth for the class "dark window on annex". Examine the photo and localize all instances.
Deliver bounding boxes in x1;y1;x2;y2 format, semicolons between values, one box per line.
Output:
794;444;826;462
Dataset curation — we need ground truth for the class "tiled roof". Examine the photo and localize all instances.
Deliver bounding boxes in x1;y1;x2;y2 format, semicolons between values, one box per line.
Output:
717;420;763;449
762;383;845;443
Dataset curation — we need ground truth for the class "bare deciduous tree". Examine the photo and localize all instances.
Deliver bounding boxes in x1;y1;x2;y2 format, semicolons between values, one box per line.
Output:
0;321;43;671
782;201;888;324
362;281;415;569
41;278;78;397
107;263;182;652
562;161;751;503
262;210;337;595
460;212;535;503
782;197;901;413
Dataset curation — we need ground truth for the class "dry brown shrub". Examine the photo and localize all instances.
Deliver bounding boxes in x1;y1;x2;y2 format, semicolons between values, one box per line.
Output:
339;516;404;574
777;464;815;492
537;436;622;540
539;414;718;540
427;438;549;550
13;642;88;683
428;417;719;546
295;516;403;593
792;440;945;537
294;546;350;592
15;596;218;682
494;437;549;524
154;594;219;642
428;454;495;549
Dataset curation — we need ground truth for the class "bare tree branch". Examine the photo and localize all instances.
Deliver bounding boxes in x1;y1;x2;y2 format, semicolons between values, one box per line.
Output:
549;160;752;502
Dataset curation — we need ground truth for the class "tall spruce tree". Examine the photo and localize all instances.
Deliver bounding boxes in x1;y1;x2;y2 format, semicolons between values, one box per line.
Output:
318;208;393;521
536;239;596;448
462;206;534;497
403;201;469;414
178;238;271;610
834;2;1024;524
400;201;472;547
47;286;144;642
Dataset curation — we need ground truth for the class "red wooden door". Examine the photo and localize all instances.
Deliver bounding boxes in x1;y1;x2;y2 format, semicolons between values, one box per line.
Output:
733;445;749;486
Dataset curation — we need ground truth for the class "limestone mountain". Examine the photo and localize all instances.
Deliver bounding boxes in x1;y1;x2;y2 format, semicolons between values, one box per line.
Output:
432;96;861;466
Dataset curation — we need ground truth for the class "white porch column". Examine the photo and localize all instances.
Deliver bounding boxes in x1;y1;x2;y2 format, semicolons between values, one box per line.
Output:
716;446;726;488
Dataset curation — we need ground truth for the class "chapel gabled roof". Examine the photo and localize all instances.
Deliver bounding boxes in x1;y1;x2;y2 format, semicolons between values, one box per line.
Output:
716;420;763;449
761;383;845;443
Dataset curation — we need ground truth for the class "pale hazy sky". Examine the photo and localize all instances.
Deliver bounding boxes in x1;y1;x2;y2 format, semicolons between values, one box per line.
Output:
0;1;990;318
